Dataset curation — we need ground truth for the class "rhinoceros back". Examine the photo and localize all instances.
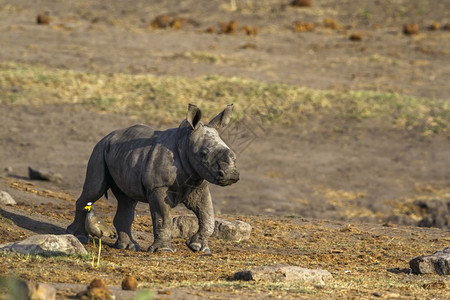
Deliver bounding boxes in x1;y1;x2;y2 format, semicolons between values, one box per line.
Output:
102;124;177;201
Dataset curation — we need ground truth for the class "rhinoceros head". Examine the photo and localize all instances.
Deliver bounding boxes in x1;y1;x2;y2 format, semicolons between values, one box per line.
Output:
183;104;239;186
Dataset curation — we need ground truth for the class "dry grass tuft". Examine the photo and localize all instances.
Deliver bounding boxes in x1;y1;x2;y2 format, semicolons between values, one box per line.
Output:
220;20;238;34
428;22;440;31
0;63;449;134
241;25;258;36
149;14;172;29
292;21;314;32
323;18;342;30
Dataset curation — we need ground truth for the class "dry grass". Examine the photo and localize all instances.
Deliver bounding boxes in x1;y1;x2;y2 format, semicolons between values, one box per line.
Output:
0;62;449;133
0;213;449;299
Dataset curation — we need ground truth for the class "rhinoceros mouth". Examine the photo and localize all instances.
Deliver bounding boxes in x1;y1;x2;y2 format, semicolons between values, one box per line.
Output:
192;157;239;186
216;170;240;186
217;179;239;186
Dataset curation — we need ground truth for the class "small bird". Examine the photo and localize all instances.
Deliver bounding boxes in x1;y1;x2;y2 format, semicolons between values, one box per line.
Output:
84;202;116;267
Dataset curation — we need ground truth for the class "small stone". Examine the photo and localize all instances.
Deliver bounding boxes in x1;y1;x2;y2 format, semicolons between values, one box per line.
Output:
410;248;450;275
149;14;171;29
291;0;312;7
36;13;52;25
0;191;16;205
239;43;257;50
4;166;13;172
415;199;450;229
403;23;419;35
122;276;138;291
349;33;362;41
372;292;382;297
172;215;198;239
206;26;216;33
234;265;333;285
0;234;87;256
88;278;108;290
28;166;63;182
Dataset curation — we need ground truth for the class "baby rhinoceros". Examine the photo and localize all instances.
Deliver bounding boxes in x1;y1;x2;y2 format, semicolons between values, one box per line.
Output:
67;104;239;254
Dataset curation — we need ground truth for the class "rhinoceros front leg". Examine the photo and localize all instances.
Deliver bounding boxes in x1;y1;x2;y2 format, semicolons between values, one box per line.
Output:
112;187;140;251
147;187;176;253
184;185;214;254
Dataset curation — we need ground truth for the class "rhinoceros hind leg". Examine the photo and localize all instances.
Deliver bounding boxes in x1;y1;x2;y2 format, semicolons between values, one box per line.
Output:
112;187;140;251
67;142;110;243
114;232;140;251
147;240;176;253
186;238;211;254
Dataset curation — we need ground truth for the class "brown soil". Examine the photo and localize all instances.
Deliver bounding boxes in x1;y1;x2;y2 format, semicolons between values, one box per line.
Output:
0;0;450;299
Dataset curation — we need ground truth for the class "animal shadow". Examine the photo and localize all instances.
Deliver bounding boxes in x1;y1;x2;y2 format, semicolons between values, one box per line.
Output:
0;207;66;235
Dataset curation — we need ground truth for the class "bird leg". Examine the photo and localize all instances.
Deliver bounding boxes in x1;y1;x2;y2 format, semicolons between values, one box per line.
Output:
96;238;102;268
91;239;96;267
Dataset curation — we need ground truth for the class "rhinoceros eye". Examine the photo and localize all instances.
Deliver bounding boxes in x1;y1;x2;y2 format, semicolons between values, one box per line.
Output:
200;148;210;158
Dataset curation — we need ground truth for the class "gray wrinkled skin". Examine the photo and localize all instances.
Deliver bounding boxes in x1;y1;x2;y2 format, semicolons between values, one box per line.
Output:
67;104;239;254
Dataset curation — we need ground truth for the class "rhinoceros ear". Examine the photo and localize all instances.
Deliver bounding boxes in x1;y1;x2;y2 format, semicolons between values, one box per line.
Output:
208;104;233;130
186;104;202;129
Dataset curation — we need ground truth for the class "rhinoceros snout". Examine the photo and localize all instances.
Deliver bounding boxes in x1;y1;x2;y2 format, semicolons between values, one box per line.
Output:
217;169;240;186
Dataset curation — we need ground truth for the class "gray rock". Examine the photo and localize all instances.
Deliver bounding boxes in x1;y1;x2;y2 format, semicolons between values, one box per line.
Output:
0;234;87;256
214;218;252;242
28;166;63;183
415;199;450;229
172;215;252;242
0;191;16;205
410;247;450;275
172;215;199;239
234;265;333;285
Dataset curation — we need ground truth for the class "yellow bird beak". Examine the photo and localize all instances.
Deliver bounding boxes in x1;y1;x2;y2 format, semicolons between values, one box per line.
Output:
84;205;91;212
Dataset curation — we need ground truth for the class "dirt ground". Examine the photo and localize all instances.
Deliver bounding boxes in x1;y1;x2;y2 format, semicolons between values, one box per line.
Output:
0;0;449;299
